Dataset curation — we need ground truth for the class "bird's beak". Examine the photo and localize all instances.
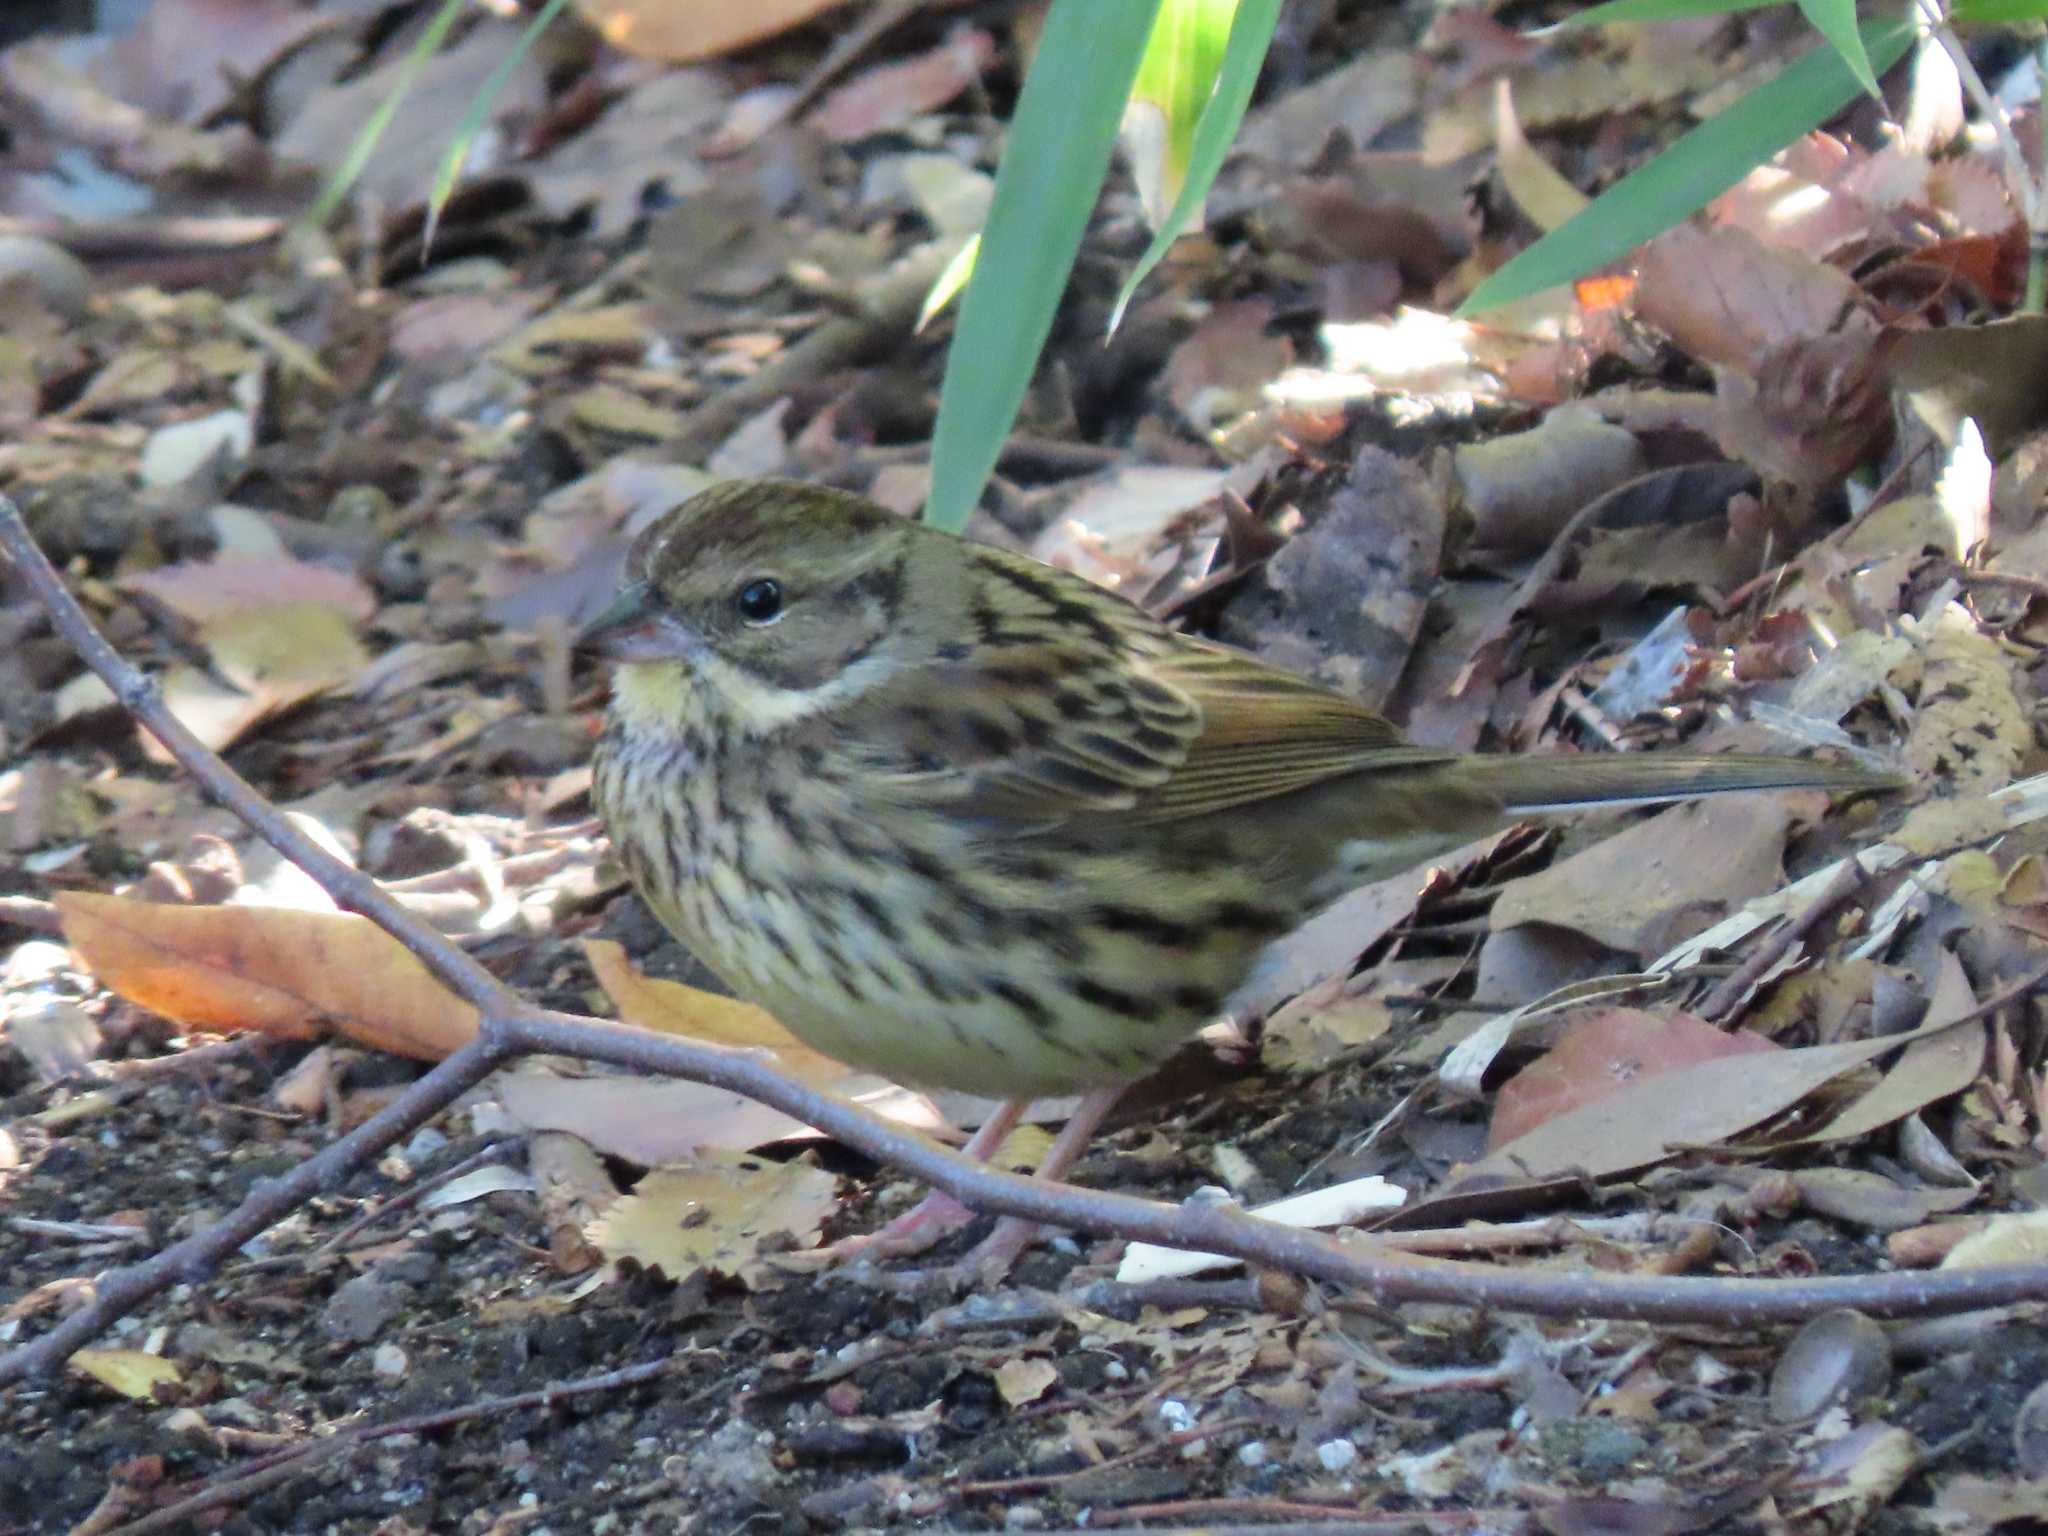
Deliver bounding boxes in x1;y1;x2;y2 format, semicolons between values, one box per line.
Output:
577;583;682;662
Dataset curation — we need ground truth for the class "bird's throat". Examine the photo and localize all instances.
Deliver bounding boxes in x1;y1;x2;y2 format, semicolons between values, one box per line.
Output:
609;660;714;746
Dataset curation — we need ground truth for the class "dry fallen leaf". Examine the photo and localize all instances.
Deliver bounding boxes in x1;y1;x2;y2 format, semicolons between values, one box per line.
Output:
1492;79;1587;233
1490;797;1797;959
1453;403;1644;554
124;551;375;754
496;1071;830;1168
1635;223;1861;376
1904;604;2028;794
994;1357;1059;1408
1796;949;1985;1147
1461;1010;1980;1188
70;1348;183;1401
511;942;948;1165
587;1152;839;1279
1487;1008;1780;1151
804;27;994;144
1789;1168;1976;1232
123;553;375;627
584;937;852;1088
57;891;479;1059
1262;980;1396;1073
1940;1209;2048;1270
574;0;845;63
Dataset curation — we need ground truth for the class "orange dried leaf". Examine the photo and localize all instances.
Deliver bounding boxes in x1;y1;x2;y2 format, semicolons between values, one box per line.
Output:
1573;273;1634;312
57;892;478;1060
573;0;844;63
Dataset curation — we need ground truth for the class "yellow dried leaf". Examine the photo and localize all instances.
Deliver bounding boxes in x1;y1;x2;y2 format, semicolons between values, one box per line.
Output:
2001;853;2048;907
1935;848;2005;916
1264;989;1395;1072
583;938;851;1087
493;303;658;373
994;1357;1059;1407
1941;1209;2048;1269
562;385;683;442
71;1348;183;1400
587;1153;839;1278
993;1122;1054;1173
1892;795;2015;858
1904;606;2028;793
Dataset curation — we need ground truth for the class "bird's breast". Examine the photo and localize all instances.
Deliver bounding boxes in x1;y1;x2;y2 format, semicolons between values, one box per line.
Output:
595;714;1397;1097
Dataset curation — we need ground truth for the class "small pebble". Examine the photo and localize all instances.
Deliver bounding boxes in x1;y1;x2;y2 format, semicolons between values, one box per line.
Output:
403;1127;449;1161
139;409;253;488
0;234;91;318
1316;1438;1358;1473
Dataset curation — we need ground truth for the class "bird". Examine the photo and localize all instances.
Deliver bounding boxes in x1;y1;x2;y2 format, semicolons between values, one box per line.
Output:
582;477;1898;1268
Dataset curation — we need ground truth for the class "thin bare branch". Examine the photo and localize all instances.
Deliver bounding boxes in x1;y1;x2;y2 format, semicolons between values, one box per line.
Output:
5;493;2048;1388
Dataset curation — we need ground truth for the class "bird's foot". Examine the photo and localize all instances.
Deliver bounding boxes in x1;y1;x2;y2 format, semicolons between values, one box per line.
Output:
802;1188;978;1265
951;1215;1042;1280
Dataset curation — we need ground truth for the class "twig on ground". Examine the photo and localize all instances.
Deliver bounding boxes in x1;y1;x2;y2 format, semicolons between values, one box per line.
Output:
1087;1501;1497;1530
670;239;958;458
305;1132;521;1260
101;1036;268;1081
951;1416;1262;1499
1952;566;2048;606
0;894;61;932
6;494;2048;1386
1696;858;1871;1022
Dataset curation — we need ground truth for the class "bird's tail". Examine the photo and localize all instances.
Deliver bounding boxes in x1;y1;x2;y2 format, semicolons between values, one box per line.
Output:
1464;752;1902;815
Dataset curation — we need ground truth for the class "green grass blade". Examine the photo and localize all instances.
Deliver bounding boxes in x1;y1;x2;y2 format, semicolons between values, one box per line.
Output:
1110;0;1282;333
918;233;980;333
424;0;573;252
1127;0;1239;228
924;0;1163;531
1797;0;1882;97
1948;0;2048;22
1461;13;1915;314
301;0;469;229
1550;0;1787;29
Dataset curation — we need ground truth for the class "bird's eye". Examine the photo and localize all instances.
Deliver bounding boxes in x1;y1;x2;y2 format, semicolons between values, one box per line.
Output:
736;577;784;624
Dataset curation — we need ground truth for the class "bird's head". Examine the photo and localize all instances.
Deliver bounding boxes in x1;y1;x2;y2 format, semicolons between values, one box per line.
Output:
580;479;934;735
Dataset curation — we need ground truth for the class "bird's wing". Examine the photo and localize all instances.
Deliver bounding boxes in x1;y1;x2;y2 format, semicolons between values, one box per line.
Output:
1123;639;1453;821
858;621;1450;825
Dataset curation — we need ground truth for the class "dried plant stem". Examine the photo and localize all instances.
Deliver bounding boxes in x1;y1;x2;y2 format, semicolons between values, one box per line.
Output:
3;496;2048;1387
1913;0;2047;308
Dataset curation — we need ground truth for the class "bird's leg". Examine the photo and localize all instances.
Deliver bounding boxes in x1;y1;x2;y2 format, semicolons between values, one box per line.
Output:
956;1082;1128;1277
822;1097;1028;1260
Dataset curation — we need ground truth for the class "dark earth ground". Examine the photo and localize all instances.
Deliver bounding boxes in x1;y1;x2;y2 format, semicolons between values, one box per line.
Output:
4;908;2045;1535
